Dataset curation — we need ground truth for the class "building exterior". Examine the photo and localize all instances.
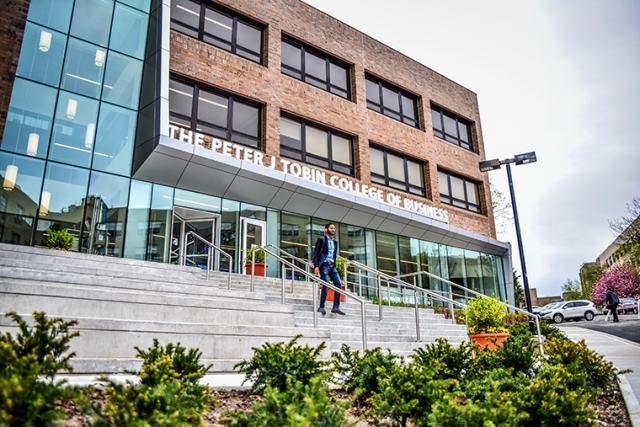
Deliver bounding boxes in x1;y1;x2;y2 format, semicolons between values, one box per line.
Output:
0;0;513;302
595;216;640;270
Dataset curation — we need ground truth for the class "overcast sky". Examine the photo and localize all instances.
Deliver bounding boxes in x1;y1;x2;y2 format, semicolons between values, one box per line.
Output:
304;0;640;297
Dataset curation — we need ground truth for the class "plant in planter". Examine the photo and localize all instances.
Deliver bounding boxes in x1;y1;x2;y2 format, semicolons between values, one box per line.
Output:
466;296;509;350
45;229;75;251
246;246;266;276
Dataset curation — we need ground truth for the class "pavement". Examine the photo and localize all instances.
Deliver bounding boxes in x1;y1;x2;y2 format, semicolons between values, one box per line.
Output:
559;319;640;427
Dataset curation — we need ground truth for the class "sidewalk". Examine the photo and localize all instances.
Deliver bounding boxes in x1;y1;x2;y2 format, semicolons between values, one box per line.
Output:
559;326;640;426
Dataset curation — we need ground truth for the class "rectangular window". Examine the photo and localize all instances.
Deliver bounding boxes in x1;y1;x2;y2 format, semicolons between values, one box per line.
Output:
438;170;481;213
170;0;263;64
365;74;419;128
279;116;354;176
281;36;351;100
431;105;473;151
169;76;261;148
370;146;425;196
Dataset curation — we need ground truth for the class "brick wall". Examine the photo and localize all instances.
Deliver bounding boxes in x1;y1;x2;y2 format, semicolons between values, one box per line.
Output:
0;0;29;144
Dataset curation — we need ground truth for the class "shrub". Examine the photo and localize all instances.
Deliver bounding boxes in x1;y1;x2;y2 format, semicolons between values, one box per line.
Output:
516;364;597;426
234;335;328;394
246;246;266;264
469;333;540;379
221;377;352;427
412;338;475;383
45;229;75;250
0;311;79;426
544;337;622;394
93;340;217;427
465;296;508;334
331;345;400;400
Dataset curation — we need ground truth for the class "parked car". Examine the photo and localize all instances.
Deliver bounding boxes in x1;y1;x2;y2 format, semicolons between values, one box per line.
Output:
604;298;639;315
531;305;541;315
539;300;597;323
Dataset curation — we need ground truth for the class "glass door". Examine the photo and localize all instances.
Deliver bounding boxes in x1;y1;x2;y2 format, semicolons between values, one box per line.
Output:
240;217;266;273
171;207;219;270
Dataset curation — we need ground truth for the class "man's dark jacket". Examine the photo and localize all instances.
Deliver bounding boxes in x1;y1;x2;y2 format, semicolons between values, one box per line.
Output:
312;235;339;268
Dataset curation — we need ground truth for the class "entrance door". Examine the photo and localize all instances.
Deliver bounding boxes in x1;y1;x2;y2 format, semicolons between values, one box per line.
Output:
240;217;267;273
171;207;220;270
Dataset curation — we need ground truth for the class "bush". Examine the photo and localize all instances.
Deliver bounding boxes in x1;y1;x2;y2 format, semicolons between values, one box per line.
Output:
0;311;79;426
246;246;266;264
45;229;75;250
544;337;622;394
221;377;352;427
93;340;217;427
331;345;400;400
412;338;475;383
234;335;328;394
469;333;540;379
465;296;508;334
509;319;567;342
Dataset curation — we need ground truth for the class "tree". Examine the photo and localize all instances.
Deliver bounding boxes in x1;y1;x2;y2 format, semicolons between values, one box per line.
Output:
561;279;582;301
590;266;640;303
513;270;524;307
579;263;602;299
490;177;513;236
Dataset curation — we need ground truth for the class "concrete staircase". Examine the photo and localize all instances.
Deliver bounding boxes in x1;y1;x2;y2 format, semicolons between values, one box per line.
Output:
0;243;468;373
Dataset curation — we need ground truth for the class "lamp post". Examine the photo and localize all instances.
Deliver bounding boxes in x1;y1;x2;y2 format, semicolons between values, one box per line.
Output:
479;152;537;318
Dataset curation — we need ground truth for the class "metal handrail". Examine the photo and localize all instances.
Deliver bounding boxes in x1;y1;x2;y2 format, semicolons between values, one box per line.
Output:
343;257;467;341
184;231;233;289
247;245;368;351
396;270;545;354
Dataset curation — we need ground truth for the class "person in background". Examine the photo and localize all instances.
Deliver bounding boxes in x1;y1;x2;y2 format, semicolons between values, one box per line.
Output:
312;223;345;316
605;287;620;323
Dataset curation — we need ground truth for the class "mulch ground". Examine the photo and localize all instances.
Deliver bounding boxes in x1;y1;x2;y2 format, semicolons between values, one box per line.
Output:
60;381;633;426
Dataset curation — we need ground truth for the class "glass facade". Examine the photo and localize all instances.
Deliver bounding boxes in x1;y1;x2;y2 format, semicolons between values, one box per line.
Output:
0;0;508;302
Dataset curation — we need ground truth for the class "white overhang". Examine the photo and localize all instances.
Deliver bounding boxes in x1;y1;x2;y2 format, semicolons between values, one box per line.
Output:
133;135;510;256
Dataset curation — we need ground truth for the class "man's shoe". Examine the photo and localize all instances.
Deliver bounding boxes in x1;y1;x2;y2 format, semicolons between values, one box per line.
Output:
318;307;326;315
331;308;346;316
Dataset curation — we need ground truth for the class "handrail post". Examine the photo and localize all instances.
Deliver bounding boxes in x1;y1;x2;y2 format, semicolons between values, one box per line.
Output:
378;276;383;321
387;280;391;306
534;316;545;356
358;268;362;297
415;292;421;342
206;246;211;280
343;260;348;292
448;286;455;322
250;250;255;292
313;279;318;329
227;253;231;290
281;263;286;304
290;263;295;294
361;301;367;351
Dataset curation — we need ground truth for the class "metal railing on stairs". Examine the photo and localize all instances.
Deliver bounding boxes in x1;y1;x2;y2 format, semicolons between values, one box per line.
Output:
183;231;233;289
247;245;369;351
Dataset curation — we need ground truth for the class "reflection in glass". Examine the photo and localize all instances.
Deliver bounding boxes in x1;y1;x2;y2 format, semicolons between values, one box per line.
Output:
280;212;311;279
123;180;151;259
147;184;173;262
27;0;74;33
174;189;220;213
17;23;66;87
34;162;90;250
69;0;114;47
93;103;136;176
0;154;41;244
119;0;151;13
109;3;149;59
61;37;106;99
2;78;57;158
221;199;239;272
82;171;130;256
102;51;143;109
49;92;99;168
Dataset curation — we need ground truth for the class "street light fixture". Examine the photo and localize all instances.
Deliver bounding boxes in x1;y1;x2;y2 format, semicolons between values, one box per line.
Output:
479;152;537;320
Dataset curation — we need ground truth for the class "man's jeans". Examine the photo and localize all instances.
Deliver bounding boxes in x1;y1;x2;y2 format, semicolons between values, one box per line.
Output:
319;263;343;309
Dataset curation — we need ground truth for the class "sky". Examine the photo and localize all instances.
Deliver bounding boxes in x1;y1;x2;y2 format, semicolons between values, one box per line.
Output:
303;0;640;297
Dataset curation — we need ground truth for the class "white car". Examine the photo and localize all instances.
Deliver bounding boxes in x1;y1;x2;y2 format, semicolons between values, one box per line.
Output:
539;300;597;323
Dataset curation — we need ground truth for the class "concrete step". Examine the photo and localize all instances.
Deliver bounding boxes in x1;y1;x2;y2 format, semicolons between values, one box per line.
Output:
0;314;332;374
0;281;295;328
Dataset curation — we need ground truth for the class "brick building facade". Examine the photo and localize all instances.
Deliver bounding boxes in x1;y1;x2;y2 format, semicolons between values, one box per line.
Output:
0;0;513;302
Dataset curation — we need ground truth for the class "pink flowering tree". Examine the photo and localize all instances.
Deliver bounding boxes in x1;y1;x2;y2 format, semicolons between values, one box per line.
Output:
591;266;640;303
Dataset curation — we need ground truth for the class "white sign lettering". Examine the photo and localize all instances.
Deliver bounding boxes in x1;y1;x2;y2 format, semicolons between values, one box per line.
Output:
168;125;449;223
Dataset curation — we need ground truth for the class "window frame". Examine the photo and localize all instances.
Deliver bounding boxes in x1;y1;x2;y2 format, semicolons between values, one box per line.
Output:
365;74;420;129
280;35;351;100
438;169;482;213
279;114;355;177
431;104;473;151
169;75;262;149
170;0;264;65
369;145;426;197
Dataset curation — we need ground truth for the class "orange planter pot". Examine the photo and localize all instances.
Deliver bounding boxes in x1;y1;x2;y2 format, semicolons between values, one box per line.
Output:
468;333;509;350
324;286;346;303
246;263;266;276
